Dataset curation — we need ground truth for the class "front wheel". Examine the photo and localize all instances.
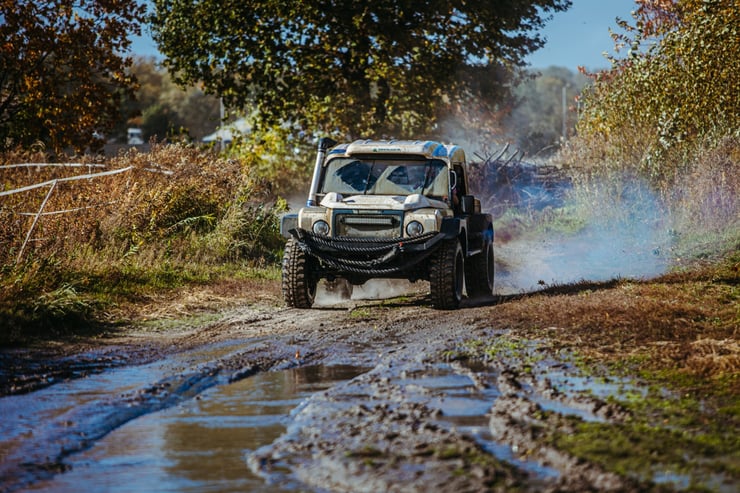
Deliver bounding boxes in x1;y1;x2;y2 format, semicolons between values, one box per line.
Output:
465;239;494;297
429;239;464;309
282;238;317;308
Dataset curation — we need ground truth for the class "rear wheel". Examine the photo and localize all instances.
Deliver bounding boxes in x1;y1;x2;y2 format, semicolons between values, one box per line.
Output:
465;239;494;297
430;239;464;309
282;238;317;308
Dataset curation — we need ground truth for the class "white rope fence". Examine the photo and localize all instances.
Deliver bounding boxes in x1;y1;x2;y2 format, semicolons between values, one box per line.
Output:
0;166;134;197
1;166;137;262
0;163;107;170
2;164;178;262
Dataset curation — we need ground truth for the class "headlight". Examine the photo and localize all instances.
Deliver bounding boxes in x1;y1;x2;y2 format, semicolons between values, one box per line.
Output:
312;220;330;236
405;220;423;236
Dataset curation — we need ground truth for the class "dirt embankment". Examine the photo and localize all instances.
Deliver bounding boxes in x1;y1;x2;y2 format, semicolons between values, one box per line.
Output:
1;254;737;492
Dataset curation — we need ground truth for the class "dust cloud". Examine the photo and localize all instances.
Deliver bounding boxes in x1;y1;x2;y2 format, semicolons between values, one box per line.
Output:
491;178;674;295
309;177;675;302
314;279;424;306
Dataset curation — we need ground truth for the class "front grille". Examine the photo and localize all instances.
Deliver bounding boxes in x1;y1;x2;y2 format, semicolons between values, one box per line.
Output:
335;213;402;238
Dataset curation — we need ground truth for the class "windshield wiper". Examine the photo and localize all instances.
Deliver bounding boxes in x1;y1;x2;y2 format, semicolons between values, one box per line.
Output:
420;161;432;196
363;162;375;194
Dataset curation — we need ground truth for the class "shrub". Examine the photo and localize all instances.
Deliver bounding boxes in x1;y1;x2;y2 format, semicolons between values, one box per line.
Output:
0;143;286;333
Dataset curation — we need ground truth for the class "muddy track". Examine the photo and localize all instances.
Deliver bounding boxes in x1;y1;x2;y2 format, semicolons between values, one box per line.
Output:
0;291;732;492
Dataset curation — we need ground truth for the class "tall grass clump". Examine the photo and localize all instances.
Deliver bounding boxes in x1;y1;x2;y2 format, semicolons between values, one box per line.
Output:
0;143;285;340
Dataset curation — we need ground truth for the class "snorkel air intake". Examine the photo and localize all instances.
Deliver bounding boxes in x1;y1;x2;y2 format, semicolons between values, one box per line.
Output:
307;137;337;206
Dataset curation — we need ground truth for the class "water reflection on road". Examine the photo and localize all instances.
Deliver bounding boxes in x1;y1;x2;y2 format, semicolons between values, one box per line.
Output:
24;365;366;493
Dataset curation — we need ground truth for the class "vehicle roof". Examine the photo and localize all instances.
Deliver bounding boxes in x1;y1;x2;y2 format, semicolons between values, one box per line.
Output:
328;140;466;164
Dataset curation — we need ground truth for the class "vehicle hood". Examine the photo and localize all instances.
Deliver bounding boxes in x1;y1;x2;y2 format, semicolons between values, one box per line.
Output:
319;192;447;211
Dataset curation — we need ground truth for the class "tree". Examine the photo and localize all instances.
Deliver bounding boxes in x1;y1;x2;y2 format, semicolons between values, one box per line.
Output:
113;57;220;142
150;0;571;139
0;0;146;153
503;67;588;157
576;0;739;184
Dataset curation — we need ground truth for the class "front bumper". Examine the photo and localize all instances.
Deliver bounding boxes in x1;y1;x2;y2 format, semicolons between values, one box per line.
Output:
287;228;447;279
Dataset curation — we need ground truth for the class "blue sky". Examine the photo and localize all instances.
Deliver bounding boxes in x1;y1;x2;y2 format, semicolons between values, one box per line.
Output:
131;0;638;72
524;0;638;71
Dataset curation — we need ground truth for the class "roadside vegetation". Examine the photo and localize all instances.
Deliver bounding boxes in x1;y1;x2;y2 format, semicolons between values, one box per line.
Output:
1;0;737;354
0;144;286;342
446;250;739;486
561;0;739;260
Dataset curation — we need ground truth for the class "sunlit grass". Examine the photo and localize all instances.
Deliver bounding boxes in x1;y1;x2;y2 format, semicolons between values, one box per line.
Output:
0;143;286;341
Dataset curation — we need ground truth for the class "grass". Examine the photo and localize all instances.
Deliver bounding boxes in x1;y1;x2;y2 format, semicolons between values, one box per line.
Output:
349;307;373;319
446;249;738;488
487;250;739;384
525;257;736;483
0;143;286;343
542;364;740;484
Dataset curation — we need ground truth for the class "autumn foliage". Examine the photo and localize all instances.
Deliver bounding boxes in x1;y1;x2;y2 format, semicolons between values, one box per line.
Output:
573;0;739;184
0;0;145;153
561;0;739;255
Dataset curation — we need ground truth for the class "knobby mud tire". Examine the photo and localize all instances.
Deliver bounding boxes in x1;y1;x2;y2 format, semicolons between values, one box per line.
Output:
465;239;494;297
429;239;464;310
282;238;317;308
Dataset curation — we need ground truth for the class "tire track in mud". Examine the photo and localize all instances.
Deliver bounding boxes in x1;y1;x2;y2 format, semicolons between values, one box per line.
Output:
0;299;711;492
245;339;650;493
0;307;331;492
0;298;423;492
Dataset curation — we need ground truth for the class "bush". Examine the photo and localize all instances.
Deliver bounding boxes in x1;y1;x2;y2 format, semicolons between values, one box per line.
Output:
557;1;739;259
0;143;286;334
574;0;739;187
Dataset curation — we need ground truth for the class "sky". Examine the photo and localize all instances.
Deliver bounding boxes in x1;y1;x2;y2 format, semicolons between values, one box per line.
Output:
524;0;638;71
131;0;639;72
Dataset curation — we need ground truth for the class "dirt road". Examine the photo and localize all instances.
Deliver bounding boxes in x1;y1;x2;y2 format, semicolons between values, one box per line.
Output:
0;276;737;492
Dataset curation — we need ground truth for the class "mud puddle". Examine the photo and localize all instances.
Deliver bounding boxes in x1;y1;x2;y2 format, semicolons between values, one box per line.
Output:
394;363;562;481
5;365;367;493
247;359;615;491
0;337;264;458
248;351;732;492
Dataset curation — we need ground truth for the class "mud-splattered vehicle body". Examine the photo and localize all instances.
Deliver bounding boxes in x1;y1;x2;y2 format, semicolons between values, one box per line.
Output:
280;138;494;309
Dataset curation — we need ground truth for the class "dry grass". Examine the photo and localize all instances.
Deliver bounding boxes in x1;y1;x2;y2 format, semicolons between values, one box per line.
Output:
1;144;258;265
483;253;739;387
0;143;286;340
559;135;739;254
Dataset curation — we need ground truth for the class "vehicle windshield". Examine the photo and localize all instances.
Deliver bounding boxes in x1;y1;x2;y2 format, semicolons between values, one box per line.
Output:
320;158;449;198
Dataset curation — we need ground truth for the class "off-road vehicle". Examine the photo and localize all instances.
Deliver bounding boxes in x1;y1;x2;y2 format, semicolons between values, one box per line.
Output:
280;138;494;309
